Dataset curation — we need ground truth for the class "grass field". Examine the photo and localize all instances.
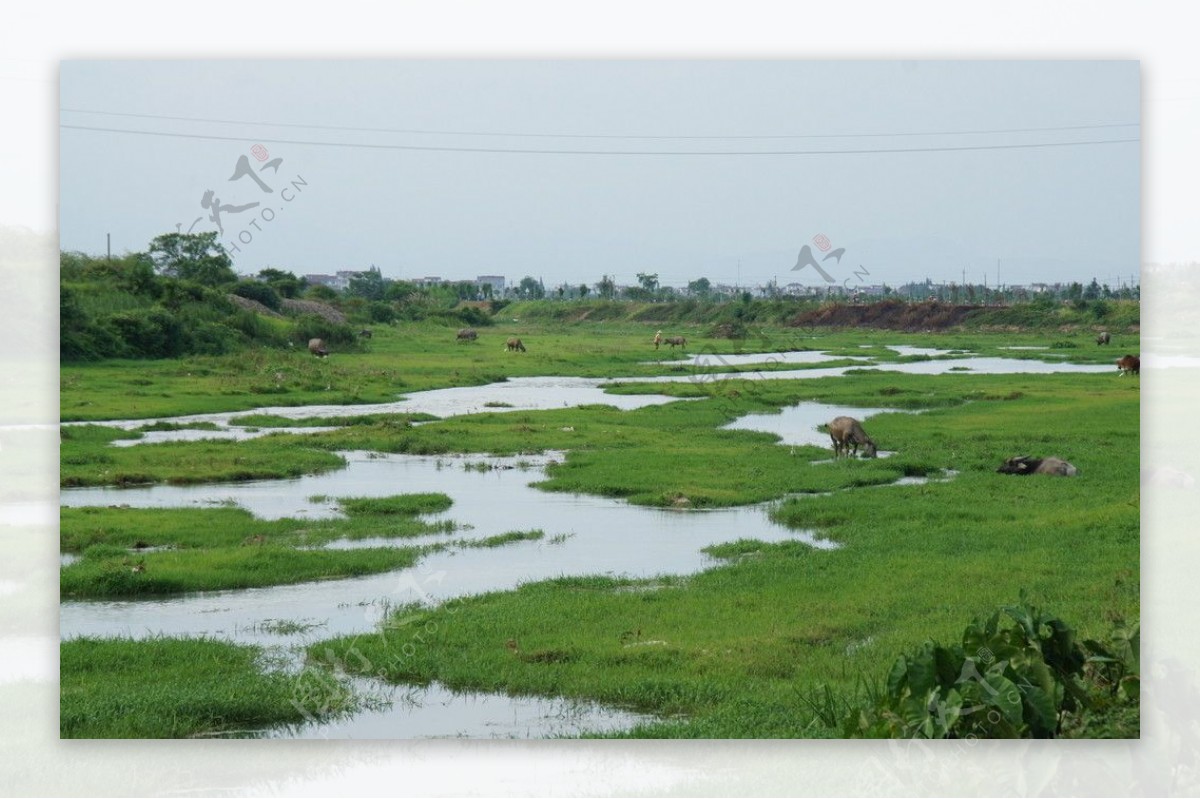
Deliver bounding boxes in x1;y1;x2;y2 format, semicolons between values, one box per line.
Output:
60;319;1140;737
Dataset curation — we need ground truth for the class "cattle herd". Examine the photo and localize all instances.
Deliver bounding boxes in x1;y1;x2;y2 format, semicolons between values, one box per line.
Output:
306;326;1135;480
815;330;1138;475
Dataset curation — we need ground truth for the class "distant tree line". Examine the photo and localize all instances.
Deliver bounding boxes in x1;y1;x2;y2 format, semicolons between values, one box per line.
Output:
61;231;1141;361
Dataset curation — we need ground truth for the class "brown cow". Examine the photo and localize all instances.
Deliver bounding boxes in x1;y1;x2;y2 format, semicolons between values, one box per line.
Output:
828;416;878;458
997;456;1079;476
505;337;526;352
456;328;478;342
1117;354;1140;376
307;338;329;357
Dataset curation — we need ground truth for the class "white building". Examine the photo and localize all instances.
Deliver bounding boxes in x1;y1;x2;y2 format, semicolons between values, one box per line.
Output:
475;275;506;292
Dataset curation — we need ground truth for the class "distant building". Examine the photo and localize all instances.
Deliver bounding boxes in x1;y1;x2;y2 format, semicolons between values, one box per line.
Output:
304;273;339;289
411;276;444;288
475;275;506;293
304;269;369;291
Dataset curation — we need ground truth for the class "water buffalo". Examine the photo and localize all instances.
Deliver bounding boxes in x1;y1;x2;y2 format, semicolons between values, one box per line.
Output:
506;337;526;352
307;338;329;357
1096;331;1111;345
654;330;663;349
1117;354;1140;376
828;416;878;458
456;328;478;342
997;456;1078;476
664;335;687;349
358;328;373;339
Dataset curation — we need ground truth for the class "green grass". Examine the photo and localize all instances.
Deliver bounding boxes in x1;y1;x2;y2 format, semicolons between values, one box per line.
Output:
61;320;1133;422
60;636;357;738
60;493;456;597
307;368;1138;737
60;424;346;488
60;545;428;597
58;322;1140;737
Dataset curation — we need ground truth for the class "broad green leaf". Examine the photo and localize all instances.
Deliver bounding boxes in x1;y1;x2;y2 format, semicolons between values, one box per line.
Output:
1021;683;1058;737
984;673;1024;725
887;655;908;698
906;649;937;696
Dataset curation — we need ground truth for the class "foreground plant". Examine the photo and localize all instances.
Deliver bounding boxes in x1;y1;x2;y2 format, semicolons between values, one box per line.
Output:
842;595;1139;739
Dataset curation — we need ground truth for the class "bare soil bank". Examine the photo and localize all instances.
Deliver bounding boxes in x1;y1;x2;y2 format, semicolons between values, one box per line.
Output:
787;299;1138;333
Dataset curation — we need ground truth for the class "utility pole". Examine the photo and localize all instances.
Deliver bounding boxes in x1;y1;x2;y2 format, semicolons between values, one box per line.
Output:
106;233;111;261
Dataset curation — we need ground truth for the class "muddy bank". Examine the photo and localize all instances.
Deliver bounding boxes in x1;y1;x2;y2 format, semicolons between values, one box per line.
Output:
786;299;1139;333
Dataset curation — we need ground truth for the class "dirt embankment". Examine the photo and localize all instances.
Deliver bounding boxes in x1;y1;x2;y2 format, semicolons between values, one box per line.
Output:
787;299;1137;333
788;300;979;331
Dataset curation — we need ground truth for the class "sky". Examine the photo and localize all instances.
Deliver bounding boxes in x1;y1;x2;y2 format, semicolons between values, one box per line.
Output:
58;59;1140;290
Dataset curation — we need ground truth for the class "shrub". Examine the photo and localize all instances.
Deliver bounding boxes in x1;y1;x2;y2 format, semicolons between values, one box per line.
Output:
232;279;282;312
291;313;357;348
843;595;1139;739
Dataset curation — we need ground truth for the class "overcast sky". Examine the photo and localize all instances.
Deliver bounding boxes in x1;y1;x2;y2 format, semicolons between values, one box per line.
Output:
59;60;1139;289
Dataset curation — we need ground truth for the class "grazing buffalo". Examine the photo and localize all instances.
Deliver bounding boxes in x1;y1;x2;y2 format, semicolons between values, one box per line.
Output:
307;338;329;357
506;337;527;352
456;328;478;342
358;329;373;339
654;330;663;349
1096;331;1111;345
1117;354;1140;376
664;335;687;349
997;456;1079;476
828;416;878;459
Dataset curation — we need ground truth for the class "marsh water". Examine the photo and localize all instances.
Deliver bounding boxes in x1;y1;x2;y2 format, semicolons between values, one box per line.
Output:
60;348;1116;737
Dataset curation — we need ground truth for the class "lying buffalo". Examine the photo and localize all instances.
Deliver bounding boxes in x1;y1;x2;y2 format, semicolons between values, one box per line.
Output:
997;456;1078;476
1096;331;1111;345
828;416;878;458
506;337;526;352
456;328;478;342
307;338;329;357
1117;354;1140;376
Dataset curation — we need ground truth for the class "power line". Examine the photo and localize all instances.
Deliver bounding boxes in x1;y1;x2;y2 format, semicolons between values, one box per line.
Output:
59;124;1139;156
59;107;1139;141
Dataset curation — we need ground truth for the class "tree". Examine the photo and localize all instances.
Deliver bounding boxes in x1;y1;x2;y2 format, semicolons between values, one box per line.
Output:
147;231;237;286
578;283;590;298
516;276;545;300
347;266;387;301
687;277;712;298
596;275;616;300
385;280;419;303
258;267;304;298
1083;278;1101;301
636;272;660;295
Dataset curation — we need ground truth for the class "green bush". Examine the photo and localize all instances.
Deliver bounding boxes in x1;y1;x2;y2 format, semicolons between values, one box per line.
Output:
232;279;282;311
291;313;357;347
843;596;1139;739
